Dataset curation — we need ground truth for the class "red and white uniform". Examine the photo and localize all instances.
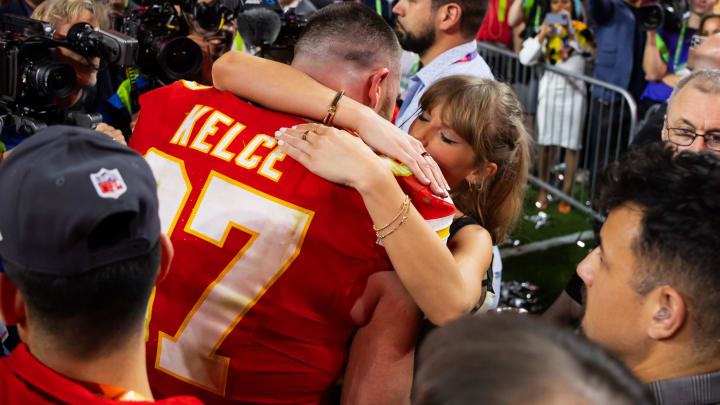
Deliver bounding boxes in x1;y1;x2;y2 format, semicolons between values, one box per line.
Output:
131;81;455;405
0;343;201;405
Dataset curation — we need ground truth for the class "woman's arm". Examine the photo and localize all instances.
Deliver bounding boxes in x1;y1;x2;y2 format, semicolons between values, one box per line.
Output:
518;22;550;65
275;124;493;325
643;30;668;81
508;0;526;28
212;51;449;195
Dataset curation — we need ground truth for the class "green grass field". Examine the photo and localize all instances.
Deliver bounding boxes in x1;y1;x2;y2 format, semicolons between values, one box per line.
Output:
500;185;597;311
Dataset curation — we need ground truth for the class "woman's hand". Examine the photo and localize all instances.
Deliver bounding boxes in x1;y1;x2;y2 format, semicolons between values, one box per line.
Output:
275;123;395;193
537;20;552;43
352;109;450;196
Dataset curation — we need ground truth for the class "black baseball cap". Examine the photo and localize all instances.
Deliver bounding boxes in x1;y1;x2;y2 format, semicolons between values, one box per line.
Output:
0;126;161;275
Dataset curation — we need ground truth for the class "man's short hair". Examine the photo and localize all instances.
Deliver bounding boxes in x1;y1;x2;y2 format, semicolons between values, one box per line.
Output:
668;69;720;112
32;0;109;30
431;0;488;39
294;2;402;73
413;313;652;405
595;143;720;351
4;243;160;358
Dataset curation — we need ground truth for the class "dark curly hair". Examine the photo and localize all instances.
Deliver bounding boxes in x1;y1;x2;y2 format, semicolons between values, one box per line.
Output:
594;143;720;348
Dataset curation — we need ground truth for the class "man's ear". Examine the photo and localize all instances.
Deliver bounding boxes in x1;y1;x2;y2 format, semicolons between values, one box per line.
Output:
661;114;669;143
436;2;462;33
368;68;390;114
0;273;26;327
647;286;686;341
156;234;174;285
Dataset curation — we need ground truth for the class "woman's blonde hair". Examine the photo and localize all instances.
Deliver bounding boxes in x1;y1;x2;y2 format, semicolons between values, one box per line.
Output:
419;76;531;244
32;0;109;30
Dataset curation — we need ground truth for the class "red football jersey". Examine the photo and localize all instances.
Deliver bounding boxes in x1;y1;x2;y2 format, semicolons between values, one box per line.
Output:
0;343;201;405
131;81;455;405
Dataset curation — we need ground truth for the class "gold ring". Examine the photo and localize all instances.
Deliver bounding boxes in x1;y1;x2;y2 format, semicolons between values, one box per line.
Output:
302;130;310;141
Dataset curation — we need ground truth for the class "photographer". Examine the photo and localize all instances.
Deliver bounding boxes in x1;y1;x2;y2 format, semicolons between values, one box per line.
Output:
0;0;125;151
640;0;717;117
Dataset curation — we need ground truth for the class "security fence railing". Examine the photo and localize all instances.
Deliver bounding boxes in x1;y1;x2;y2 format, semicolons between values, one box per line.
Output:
477;42;638;222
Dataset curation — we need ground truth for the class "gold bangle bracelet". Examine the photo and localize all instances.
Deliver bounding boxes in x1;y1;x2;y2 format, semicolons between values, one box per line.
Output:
323;90;345;126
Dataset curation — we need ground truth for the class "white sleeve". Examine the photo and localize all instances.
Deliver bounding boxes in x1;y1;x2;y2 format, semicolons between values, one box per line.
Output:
518;37;544;66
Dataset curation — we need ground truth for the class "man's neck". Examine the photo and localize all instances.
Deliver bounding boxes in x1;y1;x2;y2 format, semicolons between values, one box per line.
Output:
28;331;154;400
419;34;471;68
689;12;702;30
631;344;720;383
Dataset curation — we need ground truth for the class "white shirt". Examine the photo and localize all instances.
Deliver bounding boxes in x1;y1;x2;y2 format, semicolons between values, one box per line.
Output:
396;40;494;132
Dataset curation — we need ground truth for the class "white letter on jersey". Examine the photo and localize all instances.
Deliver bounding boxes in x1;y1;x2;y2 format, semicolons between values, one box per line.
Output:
170;105;213;147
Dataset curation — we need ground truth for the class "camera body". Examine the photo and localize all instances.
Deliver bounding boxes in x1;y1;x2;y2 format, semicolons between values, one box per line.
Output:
634;0;689;31
237;0;308;63
112;2;205;84
0;14;138;136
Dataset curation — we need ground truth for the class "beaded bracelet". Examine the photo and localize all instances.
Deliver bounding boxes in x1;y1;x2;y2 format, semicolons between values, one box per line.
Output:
373;194;410;233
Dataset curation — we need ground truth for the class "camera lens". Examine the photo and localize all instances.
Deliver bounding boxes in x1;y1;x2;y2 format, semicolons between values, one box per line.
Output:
27;63;76;98
157;36;202;81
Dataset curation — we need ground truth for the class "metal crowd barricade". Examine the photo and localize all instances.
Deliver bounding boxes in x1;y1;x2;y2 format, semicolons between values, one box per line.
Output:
477;42;638;222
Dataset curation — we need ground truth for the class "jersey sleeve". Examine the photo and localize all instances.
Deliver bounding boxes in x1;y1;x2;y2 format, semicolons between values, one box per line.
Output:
384;158;456;243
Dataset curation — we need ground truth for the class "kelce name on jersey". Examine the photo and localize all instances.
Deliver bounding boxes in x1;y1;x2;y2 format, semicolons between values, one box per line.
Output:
168;104;286;182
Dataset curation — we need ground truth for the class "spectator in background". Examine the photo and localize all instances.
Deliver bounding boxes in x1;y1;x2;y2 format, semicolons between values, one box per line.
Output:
587;0;646;103
0;0;41;17
578;144;720;403
519;0;594;212
412;313;652;405
476;0;513;49
640;0;717;118
0;126;199;405
633;55;720;147
392;0;493;133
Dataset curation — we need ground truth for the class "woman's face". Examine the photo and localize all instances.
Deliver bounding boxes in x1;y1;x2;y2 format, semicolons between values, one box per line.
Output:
701;17;720;36
550;0;573;15
409;105;479;189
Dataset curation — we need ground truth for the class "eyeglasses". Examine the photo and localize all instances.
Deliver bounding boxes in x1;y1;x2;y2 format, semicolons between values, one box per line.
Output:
664;119;720;151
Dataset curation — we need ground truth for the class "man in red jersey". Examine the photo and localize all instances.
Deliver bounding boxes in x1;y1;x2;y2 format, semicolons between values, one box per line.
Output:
130;3;455;405
0;126;201;405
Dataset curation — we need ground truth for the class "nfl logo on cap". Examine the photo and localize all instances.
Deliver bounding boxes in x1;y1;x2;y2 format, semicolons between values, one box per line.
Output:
90;168;127;199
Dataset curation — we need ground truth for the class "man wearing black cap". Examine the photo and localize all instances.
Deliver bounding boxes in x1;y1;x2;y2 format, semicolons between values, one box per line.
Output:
0;126;201;405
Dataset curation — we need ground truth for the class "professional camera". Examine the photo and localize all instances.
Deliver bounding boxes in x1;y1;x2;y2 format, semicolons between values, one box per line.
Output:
111;0;243;84
634;0;689;31
237;0;308;63
0;14;138;136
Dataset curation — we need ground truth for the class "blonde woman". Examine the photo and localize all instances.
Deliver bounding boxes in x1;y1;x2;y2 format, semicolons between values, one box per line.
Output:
212;53;531;325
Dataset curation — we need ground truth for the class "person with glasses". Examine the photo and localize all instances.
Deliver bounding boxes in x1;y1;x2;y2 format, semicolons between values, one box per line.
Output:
661;69;720;154
545;68;720;327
